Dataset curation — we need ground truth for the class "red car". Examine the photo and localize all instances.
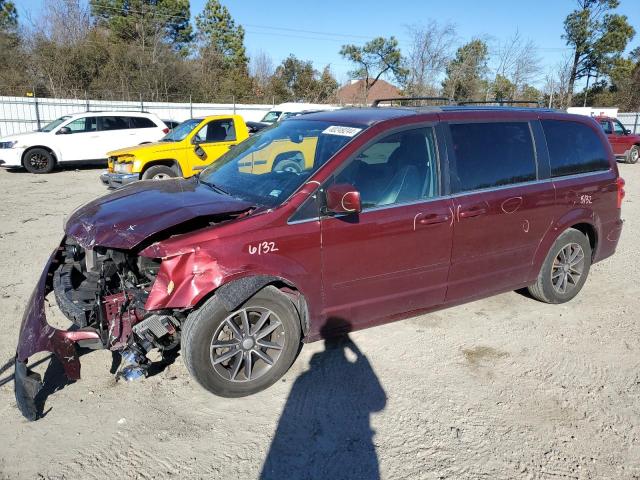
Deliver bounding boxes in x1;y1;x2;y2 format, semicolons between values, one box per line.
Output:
596;115;640;164
15;104;625;419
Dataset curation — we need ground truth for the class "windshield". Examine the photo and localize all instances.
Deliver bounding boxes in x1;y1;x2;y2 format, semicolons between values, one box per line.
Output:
161;118;201;141
260;111;282;124
199;119;364;207
40;116;71;132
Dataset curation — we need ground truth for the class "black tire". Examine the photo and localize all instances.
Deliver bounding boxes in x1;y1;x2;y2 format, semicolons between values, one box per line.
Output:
181;286;302;397
23;148;55;174
528;228;592;304
626;145;639;164
141;165;177;180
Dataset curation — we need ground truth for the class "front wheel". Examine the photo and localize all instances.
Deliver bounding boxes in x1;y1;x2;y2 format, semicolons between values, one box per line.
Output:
626;145;639;164
181;286;302;397
141;165;177;180
528;228;592;304
23;148;55;174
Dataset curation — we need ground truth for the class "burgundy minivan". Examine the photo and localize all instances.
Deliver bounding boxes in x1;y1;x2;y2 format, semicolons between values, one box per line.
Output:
15;104;625;419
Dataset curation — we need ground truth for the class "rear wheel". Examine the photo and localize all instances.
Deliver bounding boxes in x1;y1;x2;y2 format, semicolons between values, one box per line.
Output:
181;286;302;397
528;228;592;304
23;148;55;174
626;145;639;164
141;165;177;180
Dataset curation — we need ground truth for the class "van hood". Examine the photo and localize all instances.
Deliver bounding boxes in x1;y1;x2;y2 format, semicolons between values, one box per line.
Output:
108;141;182;159
65;177;254;250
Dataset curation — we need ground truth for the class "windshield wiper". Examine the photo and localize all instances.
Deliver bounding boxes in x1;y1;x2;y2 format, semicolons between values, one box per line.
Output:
200;179;230;196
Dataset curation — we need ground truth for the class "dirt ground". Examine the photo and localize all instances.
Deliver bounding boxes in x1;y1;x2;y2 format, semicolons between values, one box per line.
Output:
0;164;638;480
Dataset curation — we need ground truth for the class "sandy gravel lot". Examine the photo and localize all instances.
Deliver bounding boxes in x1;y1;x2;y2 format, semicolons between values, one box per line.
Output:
0;164;638;480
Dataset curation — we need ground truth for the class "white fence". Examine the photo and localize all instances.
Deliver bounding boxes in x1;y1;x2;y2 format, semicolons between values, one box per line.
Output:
0;95;273;136
2;94;639;137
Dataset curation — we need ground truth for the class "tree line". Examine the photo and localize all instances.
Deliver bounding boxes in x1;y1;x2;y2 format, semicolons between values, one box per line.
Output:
0;0;637;110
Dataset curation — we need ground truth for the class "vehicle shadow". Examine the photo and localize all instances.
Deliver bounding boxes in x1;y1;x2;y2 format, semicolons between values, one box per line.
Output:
260;318;387;480
3;164;106;174
33;355;77;418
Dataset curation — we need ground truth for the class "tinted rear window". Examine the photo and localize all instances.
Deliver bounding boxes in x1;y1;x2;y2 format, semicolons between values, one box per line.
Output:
99;116;129;131
129;116;156;128
541;120;610;177
450;122;536;192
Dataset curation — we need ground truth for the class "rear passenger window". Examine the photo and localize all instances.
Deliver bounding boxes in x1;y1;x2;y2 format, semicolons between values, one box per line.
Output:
129;117;156;129
450;122;536;192
541;120;609;177
99;116;129;131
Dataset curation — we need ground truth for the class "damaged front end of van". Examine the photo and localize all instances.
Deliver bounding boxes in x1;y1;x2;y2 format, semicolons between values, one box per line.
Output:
14;177;255;420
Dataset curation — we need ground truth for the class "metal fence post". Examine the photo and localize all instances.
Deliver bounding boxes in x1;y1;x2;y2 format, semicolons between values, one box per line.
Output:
33;93;41;131
233;96;236;115
634;114;639;134
189;95;193;118
140;93;144;112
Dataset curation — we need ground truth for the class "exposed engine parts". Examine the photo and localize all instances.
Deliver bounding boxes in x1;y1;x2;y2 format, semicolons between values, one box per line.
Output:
53;237;182;381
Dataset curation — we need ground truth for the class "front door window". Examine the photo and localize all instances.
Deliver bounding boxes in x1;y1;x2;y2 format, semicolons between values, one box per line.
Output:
333;128;439;208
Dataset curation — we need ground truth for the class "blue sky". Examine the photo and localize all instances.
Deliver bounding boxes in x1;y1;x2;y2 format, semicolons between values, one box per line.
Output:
13;0;640;87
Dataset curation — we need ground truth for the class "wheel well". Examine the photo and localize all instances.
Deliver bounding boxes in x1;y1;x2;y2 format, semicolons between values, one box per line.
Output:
571;223;597;258
22;146;57;166
200;276;310;336
141;159;182;176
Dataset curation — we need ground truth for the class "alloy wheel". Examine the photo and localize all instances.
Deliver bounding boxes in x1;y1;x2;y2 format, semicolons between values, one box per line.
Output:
152;173;171;180
551;242;585;294
28;153;49;171
210;307;285;382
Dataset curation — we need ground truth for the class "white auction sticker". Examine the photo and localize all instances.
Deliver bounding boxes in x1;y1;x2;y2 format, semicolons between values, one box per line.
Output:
322;125;362;137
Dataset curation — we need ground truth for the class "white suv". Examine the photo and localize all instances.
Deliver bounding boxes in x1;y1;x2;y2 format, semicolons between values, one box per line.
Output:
0;112;169;173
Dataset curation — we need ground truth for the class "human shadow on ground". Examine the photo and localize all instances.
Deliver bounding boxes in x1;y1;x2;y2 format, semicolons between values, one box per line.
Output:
260;318;387;480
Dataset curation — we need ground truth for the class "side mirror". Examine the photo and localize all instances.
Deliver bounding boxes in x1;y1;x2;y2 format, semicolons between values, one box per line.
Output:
57;127;71;135
325;183;362;214
625;129;632;135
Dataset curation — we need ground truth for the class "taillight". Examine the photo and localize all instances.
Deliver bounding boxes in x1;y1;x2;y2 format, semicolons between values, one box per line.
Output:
162;127;169;134
617;177;625;208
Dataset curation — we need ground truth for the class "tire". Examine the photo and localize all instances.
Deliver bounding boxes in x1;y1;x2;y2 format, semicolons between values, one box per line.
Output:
23;148;55;174
181;286;302;397
273;158;303;173
528;228;592;304
141;165;177;180
626;145;639;164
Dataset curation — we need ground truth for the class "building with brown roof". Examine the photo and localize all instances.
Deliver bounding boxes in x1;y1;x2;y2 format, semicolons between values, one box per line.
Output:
336;79;400;106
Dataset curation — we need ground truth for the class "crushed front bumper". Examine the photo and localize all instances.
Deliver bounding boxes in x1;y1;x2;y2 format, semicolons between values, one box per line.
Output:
100;171;139;189
14;243;100;420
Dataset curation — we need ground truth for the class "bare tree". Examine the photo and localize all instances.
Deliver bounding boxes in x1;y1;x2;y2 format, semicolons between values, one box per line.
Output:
494;31;542;99
250;50;274;95
43;0;91;44
543;54;574;108
404;21;456;96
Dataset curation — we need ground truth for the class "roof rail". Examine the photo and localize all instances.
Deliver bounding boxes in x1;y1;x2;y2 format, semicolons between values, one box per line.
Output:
372;96;454;107
457;100;543;107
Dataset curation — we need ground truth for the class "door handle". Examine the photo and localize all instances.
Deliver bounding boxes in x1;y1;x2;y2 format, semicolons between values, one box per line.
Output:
415;213;450;228
458;207;487;219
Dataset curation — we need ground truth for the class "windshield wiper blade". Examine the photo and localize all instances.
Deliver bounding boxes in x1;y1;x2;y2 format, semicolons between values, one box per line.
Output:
200;179;230;196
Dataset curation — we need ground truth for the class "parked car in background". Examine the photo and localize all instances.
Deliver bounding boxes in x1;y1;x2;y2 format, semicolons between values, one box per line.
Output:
101;115;249;188
0;112;169;173
162;119;181;131
259;102;340;124
15;102;624;419
596;116;640;164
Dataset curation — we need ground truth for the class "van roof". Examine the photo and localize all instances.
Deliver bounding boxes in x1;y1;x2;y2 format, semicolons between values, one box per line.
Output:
292;106;568;126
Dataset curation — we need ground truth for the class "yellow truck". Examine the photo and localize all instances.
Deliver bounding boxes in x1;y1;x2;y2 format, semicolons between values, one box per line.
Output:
100;115;250;188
